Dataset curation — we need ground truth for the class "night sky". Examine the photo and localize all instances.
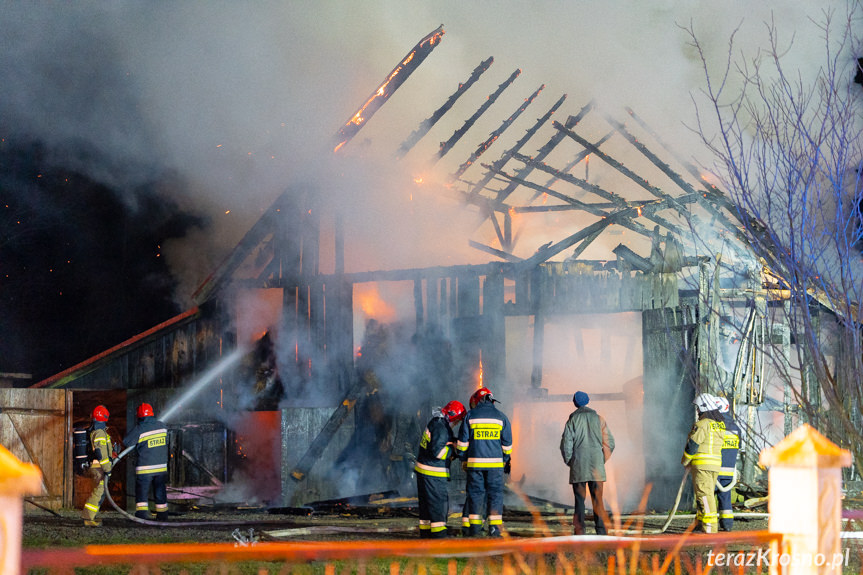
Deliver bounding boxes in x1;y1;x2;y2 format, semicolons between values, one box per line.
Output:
0;137;204;381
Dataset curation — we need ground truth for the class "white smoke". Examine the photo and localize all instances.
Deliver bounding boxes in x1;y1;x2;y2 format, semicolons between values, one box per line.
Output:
1;0;838;510
0;1;832;295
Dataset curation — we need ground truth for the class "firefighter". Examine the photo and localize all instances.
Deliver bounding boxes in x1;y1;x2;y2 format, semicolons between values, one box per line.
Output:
456;387;513;537
414;400;466;538
123;403;169;520
681;393;726;533
559;391;615;535
81;405;113;527
714;395;740;531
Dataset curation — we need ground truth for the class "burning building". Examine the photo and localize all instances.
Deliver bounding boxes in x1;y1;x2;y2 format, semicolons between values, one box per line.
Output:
7;24;856;516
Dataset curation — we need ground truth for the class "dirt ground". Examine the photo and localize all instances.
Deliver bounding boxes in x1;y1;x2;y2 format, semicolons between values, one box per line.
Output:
22;502;772;548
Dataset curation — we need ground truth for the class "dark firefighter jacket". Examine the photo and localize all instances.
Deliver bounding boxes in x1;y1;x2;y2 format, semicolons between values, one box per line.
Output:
456;400;513;469
719;414;740;478
89;422;113;473
414;414;455;479
123;416;168;475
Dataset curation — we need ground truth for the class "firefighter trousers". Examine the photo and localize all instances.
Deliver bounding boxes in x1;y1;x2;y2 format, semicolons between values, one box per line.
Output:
416;473;449;538
716;475;734;531
135;471;168;519
692;468;719;533
465;468;504;537
571;481;609;535
82;467;108;521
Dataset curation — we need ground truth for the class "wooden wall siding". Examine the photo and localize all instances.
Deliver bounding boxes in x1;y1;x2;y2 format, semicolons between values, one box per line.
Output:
281;407;354;506
60;316;224;391
641;304;698;511
0;388;69;508
528;263;679;315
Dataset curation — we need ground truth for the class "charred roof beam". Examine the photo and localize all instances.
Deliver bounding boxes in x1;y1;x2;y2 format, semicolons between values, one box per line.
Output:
491;103;594;206
508;153;684;236
529;129;616;202
451;83;545;180
514;193;699;272
433;68;521;162
334;25;445;153
469;240;525;262
467;93;567;199
551;120;690;216
619;107;756;262
484;163;653;238
395;56;493;159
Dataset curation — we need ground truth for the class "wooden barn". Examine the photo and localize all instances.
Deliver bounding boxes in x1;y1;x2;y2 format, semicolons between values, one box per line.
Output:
8;25;856;513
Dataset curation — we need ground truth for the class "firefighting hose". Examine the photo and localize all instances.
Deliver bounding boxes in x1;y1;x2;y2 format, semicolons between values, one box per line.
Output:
659;468;737;533
660;468;689;533
99;448;415;535
100;445;260;528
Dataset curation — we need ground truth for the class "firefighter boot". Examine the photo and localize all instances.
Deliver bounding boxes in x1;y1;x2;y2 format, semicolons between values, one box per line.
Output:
135;510;154;520
156;512;169;521
488;525;502;538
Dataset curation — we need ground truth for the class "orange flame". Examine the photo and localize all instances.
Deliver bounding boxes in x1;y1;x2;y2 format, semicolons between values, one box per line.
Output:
355;284;397;322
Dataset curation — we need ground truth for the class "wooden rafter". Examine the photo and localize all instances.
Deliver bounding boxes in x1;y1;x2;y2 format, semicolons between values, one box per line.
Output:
434;68;521;162
395;57;493;159
467;93;567;200
452;83;545;180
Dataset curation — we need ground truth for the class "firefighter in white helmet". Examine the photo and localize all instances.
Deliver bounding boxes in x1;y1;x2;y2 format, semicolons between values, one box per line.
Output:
681;393;726;533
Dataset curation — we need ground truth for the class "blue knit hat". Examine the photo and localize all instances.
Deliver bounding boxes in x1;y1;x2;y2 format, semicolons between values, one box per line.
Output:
573;391;590;407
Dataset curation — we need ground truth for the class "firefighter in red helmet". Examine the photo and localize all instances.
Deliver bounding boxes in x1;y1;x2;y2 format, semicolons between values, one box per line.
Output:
414;400;466;538
458;387;497;535
470;387;492;409
457;387;513;537
123;403;169;520
81;405;113;526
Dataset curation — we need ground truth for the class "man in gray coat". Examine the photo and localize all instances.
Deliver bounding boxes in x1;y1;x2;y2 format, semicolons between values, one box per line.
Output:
560;391;615;535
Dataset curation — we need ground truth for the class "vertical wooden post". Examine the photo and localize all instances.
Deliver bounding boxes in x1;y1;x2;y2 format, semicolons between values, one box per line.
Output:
414;277;424;333
759;424;851;574
802;307;821;425
780;301;793;436
482;271;506;388
427;275;439;326
530;266;545;391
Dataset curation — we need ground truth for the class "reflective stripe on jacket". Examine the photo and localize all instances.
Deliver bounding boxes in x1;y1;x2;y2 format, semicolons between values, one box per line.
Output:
682;417;725;471
414;415;455;478
456;401;512;469
89;424;113;473
719;415;740;477
123;416;168;475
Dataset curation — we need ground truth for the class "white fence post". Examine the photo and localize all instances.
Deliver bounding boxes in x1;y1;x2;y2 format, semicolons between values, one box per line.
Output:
759;423;851;575
0;444;42;575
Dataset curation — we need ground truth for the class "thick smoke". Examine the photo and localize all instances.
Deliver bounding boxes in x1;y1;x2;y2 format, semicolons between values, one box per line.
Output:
1;2;831;286
1;2;834;508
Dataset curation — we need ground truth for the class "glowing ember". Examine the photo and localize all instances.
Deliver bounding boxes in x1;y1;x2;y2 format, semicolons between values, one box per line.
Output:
333;25;445;153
